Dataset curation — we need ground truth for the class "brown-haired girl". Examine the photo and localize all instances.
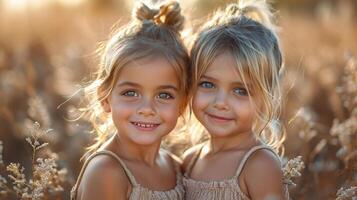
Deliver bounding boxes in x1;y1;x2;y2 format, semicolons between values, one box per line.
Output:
71;1;189;199
183;0;289;199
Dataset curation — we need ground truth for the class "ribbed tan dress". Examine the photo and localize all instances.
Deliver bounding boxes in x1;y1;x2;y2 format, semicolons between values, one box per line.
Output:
71;150;185;200
183;145;290;200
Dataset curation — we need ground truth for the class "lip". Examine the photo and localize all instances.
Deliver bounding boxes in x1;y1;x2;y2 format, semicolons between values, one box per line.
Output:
131;121;160;132
206;113;233;123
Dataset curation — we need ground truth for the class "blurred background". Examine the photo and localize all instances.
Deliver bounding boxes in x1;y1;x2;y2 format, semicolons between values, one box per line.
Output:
0;0;356;199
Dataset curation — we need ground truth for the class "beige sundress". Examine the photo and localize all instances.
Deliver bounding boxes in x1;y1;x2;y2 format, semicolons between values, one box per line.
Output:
71;150;185;200
183;144;289;200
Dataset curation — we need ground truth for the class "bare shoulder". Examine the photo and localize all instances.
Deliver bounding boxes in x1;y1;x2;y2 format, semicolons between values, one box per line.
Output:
181;144;202;172
245;148;282;172
242;148;285;200
76;154;130;200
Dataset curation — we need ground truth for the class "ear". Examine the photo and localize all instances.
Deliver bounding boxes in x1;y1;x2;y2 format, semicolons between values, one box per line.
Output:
101;98;111;113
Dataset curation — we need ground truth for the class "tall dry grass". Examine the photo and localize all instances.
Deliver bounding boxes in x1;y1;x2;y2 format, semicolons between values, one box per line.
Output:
0;0;356;199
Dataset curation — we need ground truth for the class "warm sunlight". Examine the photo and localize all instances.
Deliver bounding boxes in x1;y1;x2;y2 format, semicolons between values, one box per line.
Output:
3;0;86;11
0;0;356;199
3;0;29;10
56;0;86;7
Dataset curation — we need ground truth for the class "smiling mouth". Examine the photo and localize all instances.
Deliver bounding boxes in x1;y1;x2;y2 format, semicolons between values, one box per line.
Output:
131;121;160;131
206;113;233;122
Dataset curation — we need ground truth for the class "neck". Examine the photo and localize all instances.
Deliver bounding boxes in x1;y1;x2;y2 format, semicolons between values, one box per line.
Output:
112;134;161;166
207;131;260;154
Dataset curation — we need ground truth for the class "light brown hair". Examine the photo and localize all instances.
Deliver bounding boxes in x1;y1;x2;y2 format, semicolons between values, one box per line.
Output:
81;0;190;156
190;0;285;152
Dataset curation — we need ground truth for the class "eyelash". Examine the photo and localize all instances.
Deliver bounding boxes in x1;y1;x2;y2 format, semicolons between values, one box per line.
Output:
199;81;248;96
122;90;138;97
156;92;174;99
199;81;215;89
233;88;248;96
121;90;174;99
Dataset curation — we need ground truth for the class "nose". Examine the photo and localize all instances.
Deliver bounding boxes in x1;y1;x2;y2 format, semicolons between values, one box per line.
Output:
213;89;229;110
137;97;156;116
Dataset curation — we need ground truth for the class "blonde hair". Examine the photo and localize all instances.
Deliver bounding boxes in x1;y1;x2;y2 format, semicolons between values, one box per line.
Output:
190;0;285;152
81;0;190;157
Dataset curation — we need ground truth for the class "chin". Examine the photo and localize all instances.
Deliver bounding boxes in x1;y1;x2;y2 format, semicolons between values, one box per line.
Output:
206;127;234;137
129;134;163;146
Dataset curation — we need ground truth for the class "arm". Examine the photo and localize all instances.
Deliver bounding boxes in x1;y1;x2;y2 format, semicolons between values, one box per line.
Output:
242;149;286;200
77;155;130;200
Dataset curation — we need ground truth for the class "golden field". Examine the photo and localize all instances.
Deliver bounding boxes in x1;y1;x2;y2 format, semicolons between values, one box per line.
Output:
0;0;356;199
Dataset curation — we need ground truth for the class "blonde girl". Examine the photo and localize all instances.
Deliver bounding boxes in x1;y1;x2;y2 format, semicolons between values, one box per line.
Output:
182;0;289;199
70;1;190;200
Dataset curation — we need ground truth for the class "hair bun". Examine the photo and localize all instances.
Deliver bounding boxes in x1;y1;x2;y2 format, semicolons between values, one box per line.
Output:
225;0;276;33
226;4;242;16
155;1;184;31
134;2;159;22
134;1;185;32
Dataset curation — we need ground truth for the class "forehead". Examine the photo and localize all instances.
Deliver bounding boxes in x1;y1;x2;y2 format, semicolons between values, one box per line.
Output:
203;52;243;82
117;56;179;87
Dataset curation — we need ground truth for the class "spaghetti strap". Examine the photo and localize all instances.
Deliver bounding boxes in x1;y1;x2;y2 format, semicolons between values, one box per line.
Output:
234;145;279;178
184;143;205;177
97;150;138;186
183;145;287;200
70;150;138;200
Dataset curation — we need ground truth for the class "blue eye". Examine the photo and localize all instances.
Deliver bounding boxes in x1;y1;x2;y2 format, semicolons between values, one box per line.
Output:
122;90;139;97
233;88;248;96
199;81;214;89
157;92;174;99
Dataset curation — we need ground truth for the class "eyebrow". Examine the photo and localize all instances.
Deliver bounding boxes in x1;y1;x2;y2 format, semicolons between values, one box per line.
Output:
201;75;217;81
116;81;141;88
201;75;250;87
157;85;179;92
116;81;179;91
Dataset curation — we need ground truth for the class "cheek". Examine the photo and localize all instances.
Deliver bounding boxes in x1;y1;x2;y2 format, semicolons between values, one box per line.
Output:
158;103;180;123
111;101;136;119
232;99;256;120
192;91;210;113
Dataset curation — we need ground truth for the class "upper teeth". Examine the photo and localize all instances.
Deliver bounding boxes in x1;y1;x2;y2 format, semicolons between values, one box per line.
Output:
134;122;156;128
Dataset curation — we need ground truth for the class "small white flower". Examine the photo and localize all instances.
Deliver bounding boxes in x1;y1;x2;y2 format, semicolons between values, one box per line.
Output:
282;156;305;186
336;186;357;200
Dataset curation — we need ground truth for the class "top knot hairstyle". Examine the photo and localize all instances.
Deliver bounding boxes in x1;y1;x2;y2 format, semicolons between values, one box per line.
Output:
223;1;277;32
134;1;185;32
190;0;285;152
82;0;189;156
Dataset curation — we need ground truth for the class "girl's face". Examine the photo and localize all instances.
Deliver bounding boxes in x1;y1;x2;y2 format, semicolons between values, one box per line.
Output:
192;52;256;138
102;56;182;146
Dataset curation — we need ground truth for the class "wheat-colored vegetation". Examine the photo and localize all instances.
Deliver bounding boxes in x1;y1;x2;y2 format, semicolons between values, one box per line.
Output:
0;0;356;199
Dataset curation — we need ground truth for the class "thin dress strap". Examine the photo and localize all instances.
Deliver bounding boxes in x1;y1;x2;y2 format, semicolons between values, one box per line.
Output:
184;143;205;177
98;150;138;186
71;150;138;200
234;145;279;178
